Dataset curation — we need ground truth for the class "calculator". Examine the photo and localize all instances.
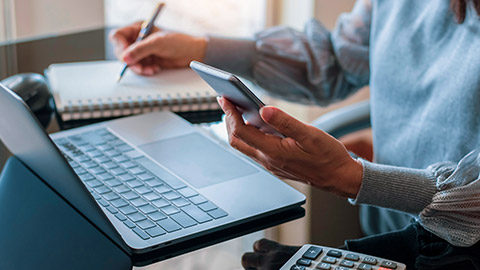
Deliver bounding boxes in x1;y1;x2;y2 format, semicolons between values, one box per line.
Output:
280;244;406;270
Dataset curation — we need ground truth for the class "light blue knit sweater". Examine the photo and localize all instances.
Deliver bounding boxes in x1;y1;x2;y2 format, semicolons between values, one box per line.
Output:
204;0;480;247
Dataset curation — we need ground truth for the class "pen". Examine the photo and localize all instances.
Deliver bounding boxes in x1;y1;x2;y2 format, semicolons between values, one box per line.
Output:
116;2;165;83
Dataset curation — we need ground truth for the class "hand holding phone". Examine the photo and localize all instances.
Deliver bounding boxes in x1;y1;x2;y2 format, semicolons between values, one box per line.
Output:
190;61;283;137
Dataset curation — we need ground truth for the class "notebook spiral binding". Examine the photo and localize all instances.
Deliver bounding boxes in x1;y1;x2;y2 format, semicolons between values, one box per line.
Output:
62;91;220;121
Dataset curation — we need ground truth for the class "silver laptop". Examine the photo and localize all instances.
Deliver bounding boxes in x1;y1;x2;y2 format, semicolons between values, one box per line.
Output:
0;83;305;262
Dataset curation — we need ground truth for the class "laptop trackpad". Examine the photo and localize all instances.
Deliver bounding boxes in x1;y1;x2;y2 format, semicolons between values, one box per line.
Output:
139;133;258;188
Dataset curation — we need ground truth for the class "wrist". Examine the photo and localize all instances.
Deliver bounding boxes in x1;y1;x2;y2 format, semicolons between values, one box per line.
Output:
192;36;207;62
337;157;363;199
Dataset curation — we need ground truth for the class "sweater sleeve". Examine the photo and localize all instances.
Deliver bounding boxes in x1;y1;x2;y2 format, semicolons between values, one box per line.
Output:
350;148;480;247
204;0;372;106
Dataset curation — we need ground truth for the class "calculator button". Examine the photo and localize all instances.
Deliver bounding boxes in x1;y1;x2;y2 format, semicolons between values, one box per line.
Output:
327;250;342;258
316;262;331;270
302;246;323;260
296;258;311;266
322;256;336;264
380;261;397;269
339;260;354;268
344;253;359;261
290;265;305;270
357;263;372;270
363;257;378;265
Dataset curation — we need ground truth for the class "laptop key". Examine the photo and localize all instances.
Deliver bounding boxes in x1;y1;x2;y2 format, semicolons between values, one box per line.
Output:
91;192;101;200
139;204;157;214
110;167;127;176
105;179;122;187
120;161;136;169
105;149;121;157
148;211;167;221
143;192;161;201
94;185;111;194
161;205;180;215
170;212;197;228
110;198;128;208
163;191;180;201
136;157;187;189
98;172;114;181
136;219;156;230
145;178;164;187
157;218;182;233
122;191;139;200
94;156;111;164
113;184;130;194
198;201;218;212
132;227;150;240
151;198;170;208
119;205;137;215
131;197;148;207
115;213;127;221
103;192;120;201
172;198;190;208
135;186;152;195
177;187;198;198
145;226;166;238
79;173;95;182
106;206;118;214
125;150;144;159
123;220;135;228
90;167;106;174
98;199;109;207
207;208;228;219
154;185;172;194
113;155;129;163
189;195;208;205
128;212;147;223
103;162;118;170
98;144;114;151
181;205;212;223
126;180;143;188
74;167;87;175
137;173;154;181
118;173;135;182
129;167;146;175
117;144;134;153
86;179;103;188
83;161;98;169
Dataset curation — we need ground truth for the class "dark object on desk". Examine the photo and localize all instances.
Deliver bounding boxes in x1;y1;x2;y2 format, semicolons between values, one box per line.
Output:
1;73;54;128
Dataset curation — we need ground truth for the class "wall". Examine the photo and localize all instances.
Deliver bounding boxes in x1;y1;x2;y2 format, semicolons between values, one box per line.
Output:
12;0;104;39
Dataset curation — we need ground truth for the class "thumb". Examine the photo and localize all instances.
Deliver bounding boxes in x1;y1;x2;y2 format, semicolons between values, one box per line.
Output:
122;34;163;65
260;106;310;142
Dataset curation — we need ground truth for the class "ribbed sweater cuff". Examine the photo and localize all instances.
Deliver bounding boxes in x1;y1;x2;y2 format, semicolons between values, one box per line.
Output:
349;159;438;215
204;36;257;79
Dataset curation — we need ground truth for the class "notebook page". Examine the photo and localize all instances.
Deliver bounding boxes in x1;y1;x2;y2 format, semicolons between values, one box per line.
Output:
48;60;215;109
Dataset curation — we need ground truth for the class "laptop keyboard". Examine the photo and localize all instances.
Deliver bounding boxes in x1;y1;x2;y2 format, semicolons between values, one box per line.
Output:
54;128;228;240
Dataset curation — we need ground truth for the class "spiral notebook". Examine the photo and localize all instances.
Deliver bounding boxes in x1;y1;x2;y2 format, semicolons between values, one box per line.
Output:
46;61;219;122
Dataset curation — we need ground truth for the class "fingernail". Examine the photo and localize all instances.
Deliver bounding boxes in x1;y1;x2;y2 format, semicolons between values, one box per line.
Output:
216;96;224;107
260;106;273;121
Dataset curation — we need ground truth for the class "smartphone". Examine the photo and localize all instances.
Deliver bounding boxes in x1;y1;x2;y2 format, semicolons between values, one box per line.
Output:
190;61;283;137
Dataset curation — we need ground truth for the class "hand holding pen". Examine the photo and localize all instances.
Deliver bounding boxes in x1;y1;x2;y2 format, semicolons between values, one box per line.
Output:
116;2;165;83
109;5;208;78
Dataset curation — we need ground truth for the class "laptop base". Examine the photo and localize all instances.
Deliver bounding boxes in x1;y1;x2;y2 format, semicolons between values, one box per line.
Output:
0;156;305;268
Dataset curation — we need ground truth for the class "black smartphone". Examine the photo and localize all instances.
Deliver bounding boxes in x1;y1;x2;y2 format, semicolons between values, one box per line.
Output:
190;61;283;137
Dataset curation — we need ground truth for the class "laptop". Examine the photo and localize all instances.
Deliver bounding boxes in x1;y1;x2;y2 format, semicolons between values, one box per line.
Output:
0;83;305;264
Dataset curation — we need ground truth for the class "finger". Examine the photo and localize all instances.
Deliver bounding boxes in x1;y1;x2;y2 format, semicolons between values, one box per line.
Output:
253;238;280;253
241;252;264;269
219;97;280;153
260;106;311;143
122;33;165;65
109;22;143;49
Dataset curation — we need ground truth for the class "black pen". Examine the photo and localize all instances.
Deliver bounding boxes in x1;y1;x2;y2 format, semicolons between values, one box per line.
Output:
116;2;165;83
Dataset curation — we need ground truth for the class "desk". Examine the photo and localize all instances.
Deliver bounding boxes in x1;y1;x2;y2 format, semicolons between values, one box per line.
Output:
0;28;269;270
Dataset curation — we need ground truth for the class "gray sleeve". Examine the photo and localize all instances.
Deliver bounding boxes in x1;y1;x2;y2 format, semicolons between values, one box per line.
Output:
204;0;372;106
350;148;480;247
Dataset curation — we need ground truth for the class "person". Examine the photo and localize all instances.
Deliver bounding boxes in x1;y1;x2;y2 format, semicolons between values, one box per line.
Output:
110;0;480;268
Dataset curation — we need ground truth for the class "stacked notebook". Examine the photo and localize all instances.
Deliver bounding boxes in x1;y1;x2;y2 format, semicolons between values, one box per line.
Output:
45;61;219;123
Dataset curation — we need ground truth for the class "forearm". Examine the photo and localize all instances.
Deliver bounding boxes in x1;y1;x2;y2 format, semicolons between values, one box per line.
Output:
351;148;480;247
